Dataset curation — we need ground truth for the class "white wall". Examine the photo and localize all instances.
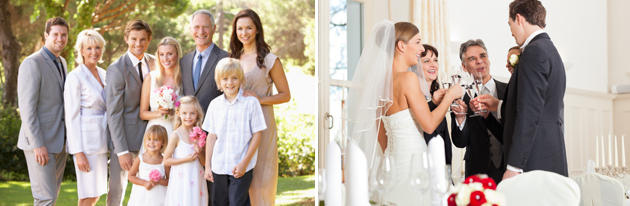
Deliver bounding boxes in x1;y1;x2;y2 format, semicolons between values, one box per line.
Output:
448;0;608;93
608;0;630;90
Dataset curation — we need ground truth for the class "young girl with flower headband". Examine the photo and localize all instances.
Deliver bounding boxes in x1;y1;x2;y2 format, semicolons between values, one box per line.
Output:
127;125;170;206
163;96;208;205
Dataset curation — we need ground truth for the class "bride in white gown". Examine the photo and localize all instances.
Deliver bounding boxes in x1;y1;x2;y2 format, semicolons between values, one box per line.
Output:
347;21;462;205
140;37;183;145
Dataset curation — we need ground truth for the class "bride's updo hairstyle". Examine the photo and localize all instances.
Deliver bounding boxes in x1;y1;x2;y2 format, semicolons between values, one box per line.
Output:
393;22;419;52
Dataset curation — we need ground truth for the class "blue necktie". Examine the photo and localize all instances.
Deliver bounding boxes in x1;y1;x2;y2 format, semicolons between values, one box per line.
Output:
193;54;203;90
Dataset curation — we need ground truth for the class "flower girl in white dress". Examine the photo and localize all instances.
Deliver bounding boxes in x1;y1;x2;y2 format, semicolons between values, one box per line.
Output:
163;96;208;205
127;125;170;206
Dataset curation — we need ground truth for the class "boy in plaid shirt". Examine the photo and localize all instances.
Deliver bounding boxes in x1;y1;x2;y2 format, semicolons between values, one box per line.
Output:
202;58;266;206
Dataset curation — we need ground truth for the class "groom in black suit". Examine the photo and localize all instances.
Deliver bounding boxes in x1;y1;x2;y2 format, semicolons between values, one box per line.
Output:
451;39;507;183
476;0;568;179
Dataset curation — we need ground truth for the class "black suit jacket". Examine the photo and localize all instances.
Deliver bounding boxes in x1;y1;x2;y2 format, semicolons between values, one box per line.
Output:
452;79;507;177
180;45;229;113
424;101;452;165
500;33;568;176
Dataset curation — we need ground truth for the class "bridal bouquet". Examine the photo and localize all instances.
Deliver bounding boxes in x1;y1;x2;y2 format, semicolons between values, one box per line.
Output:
149;169;161;183
447;174;506;206
152;85;177;119
190;127;207;148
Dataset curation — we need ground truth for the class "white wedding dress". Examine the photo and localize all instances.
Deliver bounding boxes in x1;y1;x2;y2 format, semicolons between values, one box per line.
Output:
380;109;429;205
146;70;181;135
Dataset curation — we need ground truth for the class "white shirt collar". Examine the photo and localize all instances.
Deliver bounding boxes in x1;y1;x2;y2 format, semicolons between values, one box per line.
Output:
520;29;546;51
221;89;244;105
483;77;496;96
126;50;147;67
195;43;215;58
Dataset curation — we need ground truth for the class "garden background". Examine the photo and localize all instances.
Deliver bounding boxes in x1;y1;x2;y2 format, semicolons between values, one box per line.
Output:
0;0;315;205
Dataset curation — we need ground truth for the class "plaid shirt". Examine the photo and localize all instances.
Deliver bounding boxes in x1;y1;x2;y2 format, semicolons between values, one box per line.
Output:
202;89;267;175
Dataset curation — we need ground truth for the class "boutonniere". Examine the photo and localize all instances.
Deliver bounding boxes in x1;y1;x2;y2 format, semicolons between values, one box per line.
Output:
509;54;520;68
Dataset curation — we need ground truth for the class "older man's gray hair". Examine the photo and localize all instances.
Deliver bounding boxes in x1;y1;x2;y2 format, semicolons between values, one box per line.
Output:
190;9;215;26
459;39;488;62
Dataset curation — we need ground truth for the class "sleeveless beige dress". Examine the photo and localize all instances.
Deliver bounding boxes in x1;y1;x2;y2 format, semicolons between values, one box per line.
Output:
244;53;279;206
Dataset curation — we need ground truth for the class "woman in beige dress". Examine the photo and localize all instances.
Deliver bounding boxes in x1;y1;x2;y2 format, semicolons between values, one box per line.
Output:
228;9;291;206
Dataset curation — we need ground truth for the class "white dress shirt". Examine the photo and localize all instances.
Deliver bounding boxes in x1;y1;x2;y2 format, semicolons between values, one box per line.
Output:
202;89;267;175
127;51;149;80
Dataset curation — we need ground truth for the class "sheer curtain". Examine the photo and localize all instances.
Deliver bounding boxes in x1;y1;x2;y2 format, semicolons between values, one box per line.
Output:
412;0;452;72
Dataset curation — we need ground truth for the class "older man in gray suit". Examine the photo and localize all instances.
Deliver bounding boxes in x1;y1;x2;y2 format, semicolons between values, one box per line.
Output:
181;10;229;113
106;20;155;206
17;17;69;206
181;10;228;206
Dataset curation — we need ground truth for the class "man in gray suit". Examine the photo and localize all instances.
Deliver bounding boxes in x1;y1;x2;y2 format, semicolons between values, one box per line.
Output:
181;10;229;113
181;10;228;205
106;20;155;206
17;17;69;206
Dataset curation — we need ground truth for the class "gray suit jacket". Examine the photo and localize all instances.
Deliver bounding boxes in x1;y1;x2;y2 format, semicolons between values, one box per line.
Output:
106;53;155;153
501;33;568;176
17;48;68;153
181;45;228;113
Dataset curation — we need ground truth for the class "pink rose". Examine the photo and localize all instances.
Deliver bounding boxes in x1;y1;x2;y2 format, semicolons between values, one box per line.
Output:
149;169;161;182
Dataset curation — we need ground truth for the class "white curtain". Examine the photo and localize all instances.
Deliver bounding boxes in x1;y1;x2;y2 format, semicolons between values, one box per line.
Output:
412;0;452;72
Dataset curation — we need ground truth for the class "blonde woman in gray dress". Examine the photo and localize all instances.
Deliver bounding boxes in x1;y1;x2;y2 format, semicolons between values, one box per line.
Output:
228;9;291;206
64;29;108;206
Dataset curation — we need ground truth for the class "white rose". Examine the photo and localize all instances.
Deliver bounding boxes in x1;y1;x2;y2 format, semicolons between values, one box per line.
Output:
456;185;472;205
469;182;484;191
509;54;519;67
480;203;493;206
483;189;500;204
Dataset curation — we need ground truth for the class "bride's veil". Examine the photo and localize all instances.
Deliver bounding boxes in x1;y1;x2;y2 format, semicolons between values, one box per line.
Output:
347;20;430;170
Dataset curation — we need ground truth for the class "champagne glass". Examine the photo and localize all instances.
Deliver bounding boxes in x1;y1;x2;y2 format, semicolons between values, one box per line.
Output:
472;71;488;116
317;169;326;201
468;80;482;117
368;157;381;196
409;152;431;201
376;154;397;205
449;65;462;107
439;70;451;89
452;71;469;115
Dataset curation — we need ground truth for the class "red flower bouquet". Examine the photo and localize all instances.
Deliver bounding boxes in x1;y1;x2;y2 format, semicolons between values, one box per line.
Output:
447;174;505;206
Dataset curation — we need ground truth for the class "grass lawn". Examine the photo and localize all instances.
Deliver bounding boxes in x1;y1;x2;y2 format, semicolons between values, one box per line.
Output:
0;175;314;206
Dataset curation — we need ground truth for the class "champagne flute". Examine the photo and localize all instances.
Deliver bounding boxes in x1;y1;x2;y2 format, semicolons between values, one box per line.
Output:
376;154;397;205
439;70;451;89
409;152;431;202
452;71;469;115
473;72;487;116
449;65;462;107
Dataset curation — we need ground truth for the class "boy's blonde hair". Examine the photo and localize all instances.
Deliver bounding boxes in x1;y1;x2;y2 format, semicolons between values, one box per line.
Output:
214;58;246;91
143;125;169;153
174;96;205;129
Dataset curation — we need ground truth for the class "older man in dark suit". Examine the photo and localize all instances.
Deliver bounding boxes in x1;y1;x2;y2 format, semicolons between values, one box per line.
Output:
476;0;568;179
451;39;508;184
